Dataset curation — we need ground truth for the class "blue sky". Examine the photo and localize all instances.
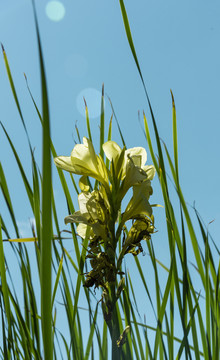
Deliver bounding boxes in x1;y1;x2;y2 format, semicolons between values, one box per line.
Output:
0;0;220;355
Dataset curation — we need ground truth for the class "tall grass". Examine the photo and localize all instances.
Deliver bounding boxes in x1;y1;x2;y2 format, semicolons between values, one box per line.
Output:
0;1;219;359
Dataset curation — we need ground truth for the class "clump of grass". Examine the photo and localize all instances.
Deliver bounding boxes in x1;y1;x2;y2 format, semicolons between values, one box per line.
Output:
0;1;219;359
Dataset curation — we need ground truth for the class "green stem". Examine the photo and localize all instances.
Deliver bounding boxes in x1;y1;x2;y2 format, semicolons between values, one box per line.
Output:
104;200;123;359
109;284;121;360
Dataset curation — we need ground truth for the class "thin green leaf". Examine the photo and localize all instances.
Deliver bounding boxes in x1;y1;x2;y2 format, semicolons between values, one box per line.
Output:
84;303;99;360
32;1;53;359
99;84;105;159
52;256;63;307
0;219;12;339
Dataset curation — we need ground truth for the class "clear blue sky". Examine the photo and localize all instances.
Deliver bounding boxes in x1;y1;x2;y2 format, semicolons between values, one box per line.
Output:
0;0;219;356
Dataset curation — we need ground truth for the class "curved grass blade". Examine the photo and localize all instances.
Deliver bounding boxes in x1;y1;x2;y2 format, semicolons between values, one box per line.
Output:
24;73;82;267
1;45;28;139
0;123;34;211
171;91;179;182
119;0;167;187
163;143;205;285
0;163;20;238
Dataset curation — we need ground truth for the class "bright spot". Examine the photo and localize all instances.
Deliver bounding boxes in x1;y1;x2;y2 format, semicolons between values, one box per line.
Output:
64;54;88;78
76;88;104;119
46;1;65;22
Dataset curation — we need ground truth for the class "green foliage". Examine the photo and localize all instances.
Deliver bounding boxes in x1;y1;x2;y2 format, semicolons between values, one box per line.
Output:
0;1;219;359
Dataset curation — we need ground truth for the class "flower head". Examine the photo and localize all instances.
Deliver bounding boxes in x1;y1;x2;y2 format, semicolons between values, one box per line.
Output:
54;137;109;189
55;136;157;294
120;180;153;227
103;140;155;202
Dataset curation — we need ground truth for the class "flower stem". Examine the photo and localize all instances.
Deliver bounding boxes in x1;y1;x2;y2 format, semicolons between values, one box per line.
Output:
109;284;122;360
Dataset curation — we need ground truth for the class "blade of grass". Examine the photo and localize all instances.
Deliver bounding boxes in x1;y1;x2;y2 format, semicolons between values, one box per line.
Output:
0;218;12;343
119;0;168;185
107;96;126;148
99;84;105;159
84;303;99;360
52;256;63;307
32;1;53;359
84;98;92;142
1;45;28;138
0;163;20;238
101;321;108;360
171;91;179;182
0;123;34;211
163;143;205;285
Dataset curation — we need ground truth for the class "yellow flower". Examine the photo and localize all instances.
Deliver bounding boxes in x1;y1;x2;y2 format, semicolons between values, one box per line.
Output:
103;141;154;177
54;137;109;188
64;191;109;240
121;180;153;224
103;140;155;199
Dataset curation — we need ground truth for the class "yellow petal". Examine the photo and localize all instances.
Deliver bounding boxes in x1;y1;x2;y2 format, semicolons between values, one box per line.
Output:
77;223;91;239
102;141;122;161
79;176;90;192
64;211;90;225
125;147;147;167
121;180;153;224
119;157;147;200
78;192;92;214
54;156;74;172
142;165;156;180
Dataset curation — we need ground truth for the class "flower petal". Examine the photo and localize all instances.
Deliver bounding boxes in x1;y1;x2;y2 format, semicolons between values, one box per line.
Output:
125;147;147;167
120;180;153;225
133;180;153;200
77;223;91;239
79;176;90;192
103;141;122;161
78;192;92;214
71;141;97;174
54;156;74;172
119;157;147;200
142;165;156;180
64;211;90;225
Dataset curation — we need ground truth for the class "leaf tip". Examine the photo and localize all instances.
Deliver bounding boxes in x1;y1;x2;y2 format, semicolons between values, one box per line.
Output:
1;43;5;53
83;97;87;108
170;89;175;108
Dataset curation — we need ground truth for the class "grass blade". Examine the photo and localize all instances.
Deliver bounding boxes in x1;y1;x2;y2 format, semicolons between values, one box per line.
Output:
100;84;105;159
0;218;12;341
32;1;53;359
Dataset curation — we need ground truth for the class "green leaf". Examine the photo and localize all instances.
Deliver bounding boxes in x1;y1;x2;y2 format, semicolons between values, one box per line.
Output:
52;256;63;307
100;84;105;159
32;1;53;359
0;218;12;338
